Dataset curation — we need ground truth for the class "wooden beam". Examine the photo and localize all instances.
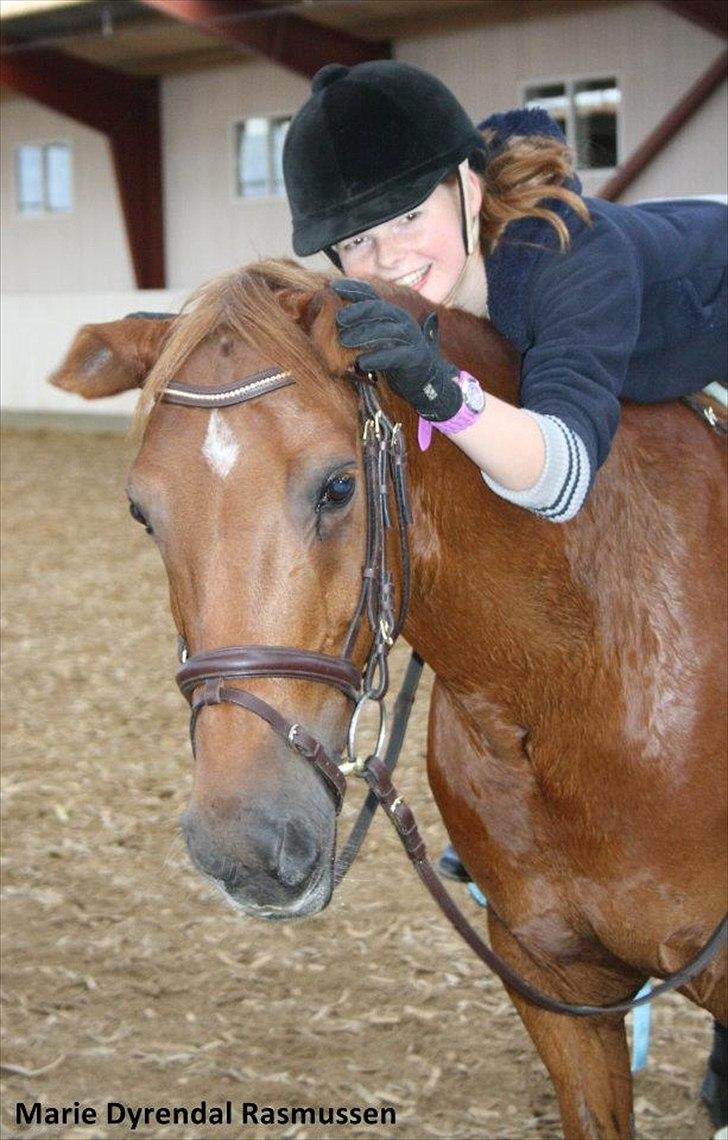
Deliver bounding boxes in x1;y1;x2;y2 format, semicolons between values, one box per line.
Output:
0;46;153;134
659;1;728;40
0;47;166;287
140;0;391;77
598;49;727;201
109;105;166;292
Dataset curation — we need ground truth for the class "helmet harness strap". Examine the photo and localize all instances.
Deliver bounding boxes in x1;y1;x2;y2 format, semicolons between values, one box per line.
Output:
456;158;476;256
442;160;487;315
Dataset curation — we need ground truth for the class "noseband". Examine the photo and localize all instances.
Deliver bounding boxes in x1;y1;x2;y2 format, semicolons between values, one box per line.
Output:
169;365;412;816
162;359;727;1019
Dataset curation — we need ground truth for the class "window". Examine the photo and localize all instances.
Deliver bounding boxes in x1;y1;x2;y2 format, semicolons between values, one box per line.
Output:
523;78;621;170
235;117;290;198
16;142;73;214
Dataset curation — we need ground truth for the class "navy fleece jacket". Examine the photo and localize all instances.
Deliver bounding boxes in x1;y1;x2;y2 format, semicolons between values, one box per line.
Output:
479;109;727;521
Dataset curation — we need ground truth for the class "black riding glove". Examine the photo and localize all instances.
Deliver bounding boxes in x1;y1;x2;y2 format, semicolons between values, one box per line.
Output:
332;278;463;422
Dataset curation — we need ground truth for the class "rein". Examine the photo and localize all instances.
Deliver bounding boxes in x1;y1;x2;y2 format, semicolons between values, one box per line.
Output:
163;362;727;1019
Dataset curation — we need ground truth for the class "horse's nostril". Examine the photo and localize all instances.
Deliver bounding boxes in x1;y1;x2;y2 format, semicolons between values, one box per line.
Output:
180;811;241;886
276;818;320;890
182;807;323;900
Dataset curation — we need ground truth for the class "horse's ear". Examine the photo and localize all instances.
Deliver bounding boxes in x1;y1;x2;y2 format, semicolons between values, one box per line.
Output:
279;286;357;375
49;316;173;399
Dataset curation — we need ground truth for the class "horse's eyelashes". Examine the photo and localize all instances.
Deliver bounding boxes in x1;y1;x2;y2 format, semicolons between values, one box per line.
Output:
128;499;154;535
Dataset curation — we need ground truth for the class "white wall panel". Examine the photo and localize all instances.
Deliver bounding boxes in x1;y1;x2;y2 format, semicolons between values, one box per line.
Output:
0;100;134;292
162;59;330;287
625;78;728;201
398;1;726;200
1;290;185;415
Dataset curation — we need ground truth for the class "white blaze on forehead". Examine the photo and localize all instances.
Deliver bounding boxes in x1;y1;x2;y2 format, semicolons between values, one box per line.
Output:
202;409;240;478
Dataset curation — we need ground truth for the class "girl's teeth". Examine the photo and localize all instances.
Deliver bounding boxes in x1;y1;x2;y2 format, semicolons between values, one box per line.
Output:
398;266;429;287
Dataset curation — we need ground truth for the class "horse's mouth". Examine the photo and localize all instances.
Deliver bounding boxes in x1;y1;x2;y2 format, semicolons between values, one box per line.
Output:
207;866;333;921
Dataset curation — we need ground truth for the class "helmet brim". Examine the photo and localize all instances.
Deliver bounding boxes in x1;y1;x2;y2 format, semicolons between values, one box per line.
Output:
291;162;450;258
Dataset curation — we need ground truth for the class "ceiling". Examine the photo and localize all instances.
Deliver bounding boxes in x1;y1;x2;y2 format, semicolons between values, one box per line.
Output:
0;0;625;77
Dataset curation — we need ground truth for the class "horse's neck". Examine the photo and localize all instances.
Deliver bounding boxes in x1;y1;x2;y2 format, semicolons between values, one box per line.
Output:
369;310;583;713
392;388;722;746
355;297;596;732
399;413;581;694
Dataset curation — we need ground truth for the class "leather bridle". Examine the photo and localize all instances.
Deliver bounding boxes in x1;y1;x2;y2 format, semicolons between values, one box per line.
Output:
162;361;727;1019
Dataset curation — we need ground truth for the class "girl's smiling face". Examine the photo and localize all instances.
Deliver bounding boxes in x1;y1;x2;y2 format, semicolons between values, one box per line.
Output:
334;171;482;304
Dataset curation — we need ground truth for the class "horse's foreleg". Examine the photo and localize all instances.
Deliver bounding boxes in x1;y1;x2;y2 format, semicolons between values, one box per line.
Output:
488;917;634;1140
426;680;636;1137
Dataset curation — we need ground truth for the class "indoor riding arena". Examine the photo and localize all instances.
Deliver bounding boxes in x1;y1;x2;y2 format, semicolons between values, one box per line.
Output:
2;3;726;1140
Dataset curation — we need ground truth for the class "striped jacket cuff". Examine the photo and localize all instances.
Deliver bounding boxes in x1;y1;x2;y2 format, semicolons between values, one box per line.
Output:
480;412;591;522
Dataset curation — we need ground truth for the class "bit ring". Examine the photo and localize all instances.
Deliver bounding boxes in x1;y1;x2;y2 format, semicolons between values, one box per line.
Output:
347;693;387;764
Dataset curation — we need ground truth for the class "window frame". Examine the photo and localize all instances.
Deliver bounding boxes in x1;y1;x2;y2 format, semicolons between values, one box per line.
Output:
232;114;292;203
519;72;623;175
15;139;74;218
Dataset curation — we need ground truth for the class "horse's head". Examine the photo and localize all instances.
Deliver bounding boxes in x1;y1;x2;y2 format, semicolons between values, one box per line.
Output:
51;261;414;920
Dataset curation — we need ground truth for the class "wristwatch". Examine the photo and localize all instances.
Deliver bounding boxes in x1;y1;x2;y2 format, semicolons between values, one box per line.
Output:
417;370;486;451
458;372;486;415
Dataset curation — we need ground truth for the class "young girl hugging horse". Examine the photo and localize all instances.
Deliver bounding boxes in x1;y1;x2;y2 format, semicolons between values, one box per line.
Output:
282;60;727;525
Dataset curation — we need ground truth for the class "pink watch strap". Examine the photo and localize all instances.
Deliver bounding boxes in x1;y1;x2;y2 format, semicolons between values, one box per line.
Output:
417;371;484;451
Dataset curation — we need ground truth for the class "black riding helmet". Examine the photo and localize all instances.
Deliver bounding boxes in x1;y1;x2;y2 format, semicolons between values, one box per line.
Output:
283;60;487;263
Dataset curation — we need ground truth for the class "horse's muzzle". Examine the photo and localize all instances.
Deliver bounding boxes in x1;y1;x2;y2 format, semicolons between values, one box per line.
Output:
180;802;335;918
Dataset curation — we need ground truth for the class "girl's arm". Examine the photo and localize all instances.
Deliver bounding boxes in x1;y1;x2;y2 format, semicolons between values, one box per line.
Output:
451;394;592;523
449;393;545;489
332;275;591;520
332;237;640;522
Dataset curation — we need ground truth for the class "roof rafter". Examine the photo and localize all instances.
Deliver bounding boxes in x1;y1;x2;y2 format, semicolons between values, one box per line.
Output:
599;48;727;200
659;0;728;40
139;0;391;77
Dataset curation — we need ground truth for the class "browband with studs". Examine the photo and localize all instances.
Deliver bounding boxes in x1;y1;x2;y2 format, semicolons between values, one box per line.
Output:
162;367;294;409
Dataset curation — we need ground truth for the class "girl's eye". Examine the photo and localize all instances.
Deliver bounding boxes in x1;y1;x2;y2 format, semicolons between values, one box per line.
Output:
341;234;369;254
128;499;153;535
391;211;419;235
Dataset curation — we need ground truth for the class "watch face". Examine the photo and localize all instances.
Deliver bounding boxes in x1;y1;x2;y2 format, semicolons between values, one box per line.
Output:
463;378;485;414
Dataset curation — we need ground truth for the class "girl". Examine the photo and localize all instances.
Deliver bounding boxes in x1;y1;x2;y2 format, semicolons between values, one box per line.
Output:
282;59;727;524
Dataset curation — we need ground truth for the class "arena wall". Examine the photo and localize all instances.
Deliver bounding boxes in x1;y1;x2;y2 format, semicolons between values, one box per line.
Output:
0;101;135;294
398;0;727;202
1;0;725;414
1;291;185;419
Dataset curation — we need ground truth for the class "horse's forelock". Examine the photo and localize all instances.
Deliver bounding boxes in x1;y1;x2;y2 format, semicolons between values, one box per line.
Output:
132;260;345;435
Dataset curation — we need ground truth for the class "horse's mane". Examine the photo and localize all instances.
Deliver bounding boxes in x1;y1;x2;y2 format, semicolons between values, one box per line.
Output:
133;259;337;433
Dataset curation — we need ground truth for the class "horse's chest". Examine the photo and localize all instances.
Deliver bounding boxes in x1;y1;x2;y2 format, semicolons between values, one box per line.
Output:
428;683;538;859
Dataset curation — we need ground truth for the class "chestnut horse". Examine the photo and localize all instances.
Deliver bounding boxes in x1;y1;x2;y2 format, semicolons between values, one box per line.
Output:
51;260;726;1139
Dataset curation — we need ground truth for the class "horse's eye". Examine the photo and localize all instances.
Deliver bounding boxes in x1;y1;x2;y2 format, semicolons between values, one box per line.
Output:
315;471;355;537
128;499;153;535
319;472;355;510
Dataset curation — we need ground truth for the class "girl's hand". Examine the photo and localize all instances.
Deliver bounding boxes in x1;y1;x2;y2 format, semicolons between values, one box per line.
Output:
332;278;463;421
